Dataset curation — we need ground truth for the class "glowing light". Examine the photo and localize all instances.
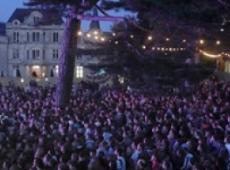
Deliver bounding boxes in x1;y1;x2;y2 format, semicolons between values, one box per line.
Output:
161;48;165;51
216;40;221;45
115;41;119;45
142;45;146;50
182;39;186;43
112;32;116;37
20;78;24;83
157;47;161;51
86;33;91;38
199;39;205;45
55;65;59;74
148;36;153;41
169;48;172;51
100;37;105;42
93;31;99;35
94;36;99;40
45;77;49;81
199;50;222;59
32;65;40;69
166;38;170;42
130;35;134;39
152;47;155;50
42;72;45;77
220;28;224;32
77;31;83;36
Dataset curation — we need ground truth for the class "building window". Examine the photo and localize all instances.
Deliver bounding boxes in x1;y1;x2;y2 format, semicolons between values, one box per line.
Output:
52;49;59;59
12;49;19;59
13;32;19;43
43;49;45;59
76;66;83;78
27;32;30;42
32;49;40;60
53;32;59;42
32;32;40;42
13;66;21;77
43;32;46;42
27;50;30;60
0;71;4;77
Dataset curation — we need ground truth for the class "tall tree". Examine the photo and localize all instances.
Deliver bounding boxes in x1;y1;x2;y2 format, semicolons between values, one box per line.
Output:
25;0;124;107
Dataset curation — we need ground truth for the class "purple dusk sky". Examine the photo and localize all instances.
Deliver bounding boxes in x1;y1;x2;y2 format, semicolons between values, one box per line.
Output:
0;0;135;31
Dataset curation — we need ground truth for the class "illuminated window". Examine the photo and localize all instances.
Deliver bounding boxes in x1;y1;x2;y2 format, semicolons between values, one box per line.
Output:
225;61;230;73
76;66;83;78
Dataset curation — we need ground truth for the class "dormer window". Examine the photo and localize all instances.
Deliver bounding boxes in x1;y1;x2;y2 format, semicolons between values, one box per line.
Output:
12;20;20;25
33;16;40;24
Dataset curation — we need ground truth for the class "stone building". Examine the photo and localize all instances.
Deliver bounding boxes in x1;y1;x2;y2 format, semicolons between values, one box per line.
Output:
0;8;112;83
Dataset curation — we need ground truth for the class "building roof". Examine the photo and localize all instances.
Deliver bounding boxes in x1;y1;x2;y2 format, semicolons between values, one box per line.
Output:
8;8;63;25
89;7;100;31
0;22;6;36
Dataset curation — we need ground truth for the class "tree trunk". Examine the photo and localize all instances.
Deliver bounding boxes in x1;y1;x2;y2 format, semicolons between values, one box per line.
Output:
56;8;80;107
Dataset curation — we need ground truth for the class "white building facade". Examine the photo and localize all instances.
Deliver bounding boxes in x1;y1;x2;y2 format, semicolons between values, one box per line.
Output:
0;8;111;83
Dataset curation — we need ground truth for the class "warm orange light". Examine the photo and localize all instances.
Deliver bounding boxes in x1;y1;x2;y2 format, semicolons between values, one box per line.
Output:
199;39;205;45
199;50;222;58
216;40;221;45
77;31;83;36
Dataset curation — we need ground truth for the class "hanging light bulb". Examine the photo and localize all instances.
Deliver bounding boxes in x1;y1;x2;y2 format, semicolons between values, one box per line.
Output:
148;36;153;41
93;31;99;35
216;40;221;45
166;38;170;42
94;36;99;40
199;39;205;45
86;33;91;38
112;32;116;37
182;39;186;43
77;31;83;36
115;41;119;45
142;45;146;49
130;35;134;39
20;78;24;83
100;37;105;42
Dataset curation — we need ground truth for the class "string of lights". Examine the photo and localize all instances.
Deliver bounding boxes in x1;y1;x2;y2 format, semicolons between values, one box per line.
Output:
199;49;230;59
77;30;227;54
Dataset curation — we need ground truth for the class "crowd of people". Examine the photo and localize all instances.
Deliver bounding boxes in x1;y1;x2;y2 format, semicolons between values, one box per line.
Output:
0;76;229;170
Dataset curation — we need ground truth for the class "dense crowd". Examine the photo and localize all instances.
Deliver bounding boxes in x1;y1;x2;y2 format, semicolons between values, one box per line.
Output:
0;77;229;170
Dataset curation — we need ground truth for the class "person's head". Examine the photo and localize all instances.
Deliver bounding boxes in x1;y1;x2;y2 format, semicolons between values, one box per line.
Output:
115;147;122;157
